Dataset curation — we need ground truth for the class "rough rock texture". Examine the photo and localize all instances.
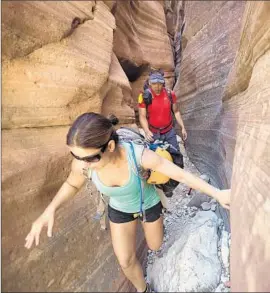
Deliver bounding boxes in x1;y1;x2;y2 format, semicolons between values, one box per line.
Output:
164;0;185;81
148;211;221;292
3;0;270;292
146;146;230;292
225;3;270;291
113;1;174;70
172;1;270;292
101;53;135;125
2;2;116;129
112;1;175;106
230;50;270;292
1;127;146;292
174;1;246;188
172;0;248;234
2;1;96;61
2;1;172;291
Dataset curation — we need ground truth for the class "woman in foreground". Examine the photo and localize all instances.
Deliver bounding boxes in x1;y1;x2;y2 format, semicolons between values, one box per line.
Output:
25;112;230;293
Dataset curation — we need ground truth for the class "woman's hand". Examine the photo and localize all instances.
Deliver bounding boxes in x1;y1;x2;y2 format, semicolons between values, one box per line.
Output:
214;189;230;210
25;208;55;249
141;149;232;209
24;159;86;250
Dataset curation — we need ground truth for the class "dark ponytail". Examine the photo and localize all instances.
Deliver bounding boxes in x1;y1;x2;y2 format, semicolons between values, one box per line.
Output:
67;112;119;148
107;114;119;126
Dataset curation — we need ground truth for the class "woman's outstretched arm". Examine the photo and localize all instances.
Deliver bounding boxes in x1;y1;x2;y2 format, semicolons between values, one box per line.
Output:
25;159;87;249
141;149;230;209
47;159;87;211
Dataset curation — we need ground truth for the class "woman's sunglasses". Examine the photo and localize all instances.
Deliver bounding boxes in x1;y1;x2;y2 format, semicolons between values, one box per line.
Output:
70;143;108;163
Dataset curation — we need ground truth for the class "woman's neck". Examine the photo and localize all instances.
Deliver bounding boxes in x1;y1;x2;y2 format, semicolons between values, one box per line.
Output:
101;145;125;171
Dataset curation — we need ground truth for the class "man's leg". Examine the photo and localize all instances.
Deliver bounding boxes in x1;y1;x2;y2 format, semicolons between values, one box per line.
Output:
152;131;160;142
164;128;184;168
163;128;181;155
160;128;184;198
153;130;183;168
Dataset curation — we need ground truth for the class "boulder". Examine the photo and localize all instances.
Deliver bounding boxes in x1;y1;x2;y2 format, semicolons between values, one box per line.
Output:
147;211;222;292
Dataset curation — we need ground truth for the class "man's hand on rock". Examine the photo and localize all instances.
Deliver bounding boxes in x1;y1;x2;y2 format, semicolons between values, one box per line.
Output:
182;128;187;141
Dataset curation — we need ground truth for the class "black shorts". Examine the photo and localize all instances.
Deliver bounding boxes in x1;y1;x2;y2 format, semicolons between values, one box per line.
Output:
108;201;163;224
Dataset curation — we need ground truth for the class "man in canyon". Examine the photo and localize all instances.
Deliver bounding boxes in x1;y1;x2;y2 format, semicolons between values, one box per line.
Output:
138;70;187;168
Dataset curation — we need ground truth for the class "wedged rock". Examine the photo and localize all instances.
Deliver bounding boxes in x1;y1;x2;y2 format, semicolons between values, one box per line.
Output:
147;211;222;292
201;202;211;211
211;204;217;211
187;190;211;209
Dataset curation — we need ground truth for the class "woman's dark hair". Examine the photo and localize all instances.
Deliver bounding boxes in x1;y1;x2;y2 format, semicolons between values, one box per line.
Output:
67;112;119;148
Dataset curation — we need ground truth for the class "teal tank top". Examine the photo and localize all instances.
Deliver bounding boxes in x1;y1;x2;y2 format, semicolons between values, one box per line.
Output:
91;142;160;213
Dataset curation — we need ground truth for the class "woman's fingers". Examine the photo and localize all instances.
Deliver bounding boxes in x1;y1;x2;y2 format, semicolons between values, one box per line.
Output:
35;232;40;246
47;217;54;237
223;204;230;210
25;236;30;249
221;201;230;210
25;233;35;249
25;223;43;249
216;189;231;210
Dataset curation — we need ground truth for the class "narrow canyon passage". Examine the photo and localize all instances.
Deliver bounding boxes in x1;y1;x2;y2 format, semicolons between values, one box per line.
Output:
145;137;231;292
2;1;270;292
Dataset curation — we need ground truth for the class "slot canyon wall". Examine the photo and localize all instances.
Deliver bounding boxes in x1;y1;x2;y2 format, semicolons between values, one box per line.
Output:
169;0;270;291
2;1;173;292
2;1;270;292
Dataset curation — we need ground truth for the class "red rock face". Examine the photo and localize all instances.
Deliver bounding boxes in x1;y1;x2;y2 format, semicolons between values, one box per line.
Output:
2;1;151;292
113;1;174;70
2;0;270;292
174;1;246;188
173;1;270;291
2;2;114;129
225;3;270;292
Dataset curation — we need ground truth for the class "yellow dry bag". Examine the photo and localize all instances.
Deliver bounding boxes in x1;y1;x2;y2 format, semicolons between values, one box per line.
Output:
147;147;173;184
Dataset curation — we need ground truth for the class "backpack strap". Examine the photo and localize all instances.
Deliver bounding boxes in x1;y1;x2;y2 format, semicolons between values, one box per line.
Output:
143;88;153;111
129;142;146;222
165;89;175;117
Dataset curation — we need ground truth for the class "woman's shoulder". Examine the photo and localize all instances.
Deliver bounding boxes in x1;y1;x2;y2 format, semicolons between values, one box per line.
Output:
71;158;91;178
121;141;145;153
121;141;146;168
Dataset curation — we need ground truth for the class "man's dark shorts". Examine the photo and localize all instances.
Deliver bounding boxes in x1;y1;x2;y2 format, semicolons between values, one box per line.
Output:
108;201;163;224
152;127;180;155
